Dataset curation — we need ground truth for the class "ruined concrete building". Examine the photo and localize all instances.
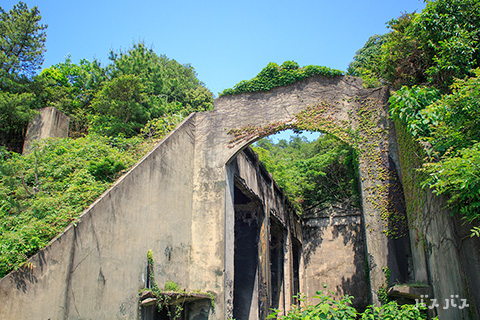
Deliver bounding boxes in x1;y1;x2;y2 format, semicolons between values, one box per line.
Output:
1;75;479;319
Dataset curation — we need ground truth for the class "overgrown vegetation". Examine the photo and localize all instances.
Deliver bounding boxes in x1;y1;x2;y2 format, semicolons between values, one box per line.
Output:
220;61;343;96
348;0;480;233
252;134;359;213
0;136;158;278
348;0;480;91
268;291;430;320
143;251;214;319
0;1;213;277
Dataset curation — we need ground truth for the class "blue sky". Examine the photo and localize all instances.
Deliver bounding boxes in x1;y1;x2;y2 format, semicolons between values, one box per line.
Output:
3;0;426;141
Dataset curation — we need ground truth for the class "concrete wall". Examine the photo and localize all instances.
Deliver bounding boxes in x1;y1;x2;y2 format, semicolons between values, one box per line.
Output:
395;121;480;319
407;189;480;320
302;203;369;311
226;147;302;318
2;75;456;319
23;107;70;154
0;115;197;319
192;75;397;308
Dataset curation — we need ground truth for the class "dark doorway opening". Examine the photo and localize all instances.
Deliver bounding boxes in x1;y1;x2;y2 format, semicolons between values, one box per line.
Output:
233;183;262;320
292;237;301;304
270;216;285;310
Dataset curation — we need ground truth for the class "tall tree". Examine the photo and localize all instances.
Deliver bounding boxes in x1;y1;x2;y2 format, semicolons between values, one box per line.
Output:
0;2;47;152
0;1;47;84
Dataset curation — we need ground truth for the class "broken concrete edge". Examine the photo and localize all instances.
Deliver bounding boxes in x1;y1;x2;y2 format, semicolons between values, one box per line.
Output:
387;284;432;301
242;146;303;224
140;289;214;306
22;107;70;154
0;112;197;282
213;75;364;109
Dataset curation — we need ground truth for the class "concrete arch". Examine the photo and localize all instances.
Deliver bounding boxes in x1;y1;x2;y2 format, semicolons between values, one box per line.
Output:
191;75;403;314
0;74;410;320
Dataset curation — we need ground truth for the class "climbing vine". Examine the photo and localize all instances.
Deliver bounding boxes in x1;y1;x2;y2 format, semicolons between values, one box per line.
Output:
141;250;214;319
227;94;406;238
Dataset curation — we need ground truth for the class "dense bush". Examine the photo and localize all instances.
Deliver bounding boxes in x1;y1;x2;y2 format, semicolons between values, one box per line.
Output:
348;0;480;90
252;134;359;213
389;68;480;226
268;291;429;320
0;135;157;277
220;61;343;96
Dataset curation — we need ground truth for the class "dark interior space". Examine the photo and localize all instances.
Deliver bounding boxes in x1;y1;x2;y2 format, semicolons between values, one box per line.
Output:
386;156;413;284
233;184;261;320
269;216;285;310
292;237;301;304
141;305;170;320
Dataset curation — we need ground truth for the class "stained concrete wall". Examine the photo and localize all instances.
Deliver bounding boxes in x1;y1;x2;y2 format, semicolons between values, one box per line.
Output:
0;115;197;319
395;124;480;319
2;74;463;319
405;189;480;320
23;107;70;154
302;203;368;311
226;147;302;318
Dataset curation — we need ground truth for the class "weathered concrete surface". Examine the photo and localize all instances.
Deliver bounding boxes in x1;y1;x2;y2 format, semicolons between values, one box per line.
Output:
194;75;399;306
0;75;418;319
302;203;368;311
23;107;70;153
396;125;480;319
227;147;302;319
0;115;197;319
406;189;479;319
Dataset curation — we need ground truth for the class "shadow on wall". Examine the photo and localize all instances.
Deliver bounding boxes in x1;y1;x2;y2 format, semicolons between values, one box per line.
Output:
302;202;369;311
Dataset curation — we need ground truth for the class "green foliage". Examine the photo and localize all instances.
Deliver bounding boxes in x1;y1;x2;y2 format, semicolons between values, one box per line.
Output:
389;68;480;229
0;91;38;151
421;69;480;155
411;0;480;89
268;291;358;320
360;301;427;320
0;2;47;152
107;42;213;117
350;0;480;90
0;135;156;277
268;291;427;320
388;86;441;138
0;1;47;80
422;143;480;223
252;133;359;213
164;281;180;292
347;34;389;88
141;114;185;139
36;57;106;135
33;42;213;138
90;74;149;136
220;61;343;96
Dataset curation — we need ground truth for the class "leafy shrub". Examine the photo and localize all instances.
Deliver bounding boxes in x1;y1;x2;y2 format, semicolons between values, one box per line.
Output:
268;291;428;320
268;291;357;320
0;135;156;277
252;134;359;213
389;68;480;228
87;157;126;182
220;61;343;96
361;301;427;320
164;280;180;292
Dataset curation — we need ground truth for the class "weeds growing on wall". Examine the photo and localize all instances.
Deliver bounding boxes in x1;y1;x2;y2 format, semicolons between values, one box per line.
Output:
268;290;430;320
0;134;161;278
220;61;343;96
142;251;214;319
389;69;480;233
